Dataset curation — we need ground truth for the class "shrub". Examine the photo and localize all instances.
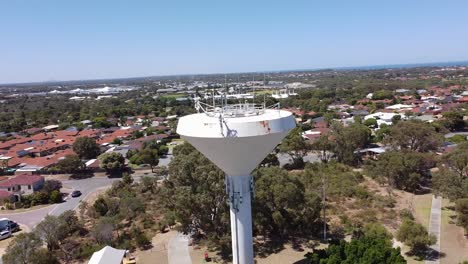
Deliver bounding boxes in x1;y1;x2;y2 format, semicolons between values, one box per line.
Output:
49;190;62;204
397;219;436;254
135;232;151;249
399;209;415;220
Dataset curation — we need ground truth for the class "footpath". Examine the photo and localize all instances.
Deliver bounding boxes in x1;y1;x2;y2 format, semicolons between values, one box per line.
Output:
425;195;441;264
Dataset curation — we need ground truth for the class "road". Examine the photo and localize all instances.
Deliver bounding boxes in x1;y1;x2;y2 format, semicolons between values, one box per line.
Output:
0;177;120;229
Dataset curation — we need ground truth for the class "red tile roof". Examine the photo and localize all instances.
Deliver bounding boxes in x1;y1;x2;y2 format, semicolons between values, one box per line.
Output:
0;190;13;199
0;174;44;188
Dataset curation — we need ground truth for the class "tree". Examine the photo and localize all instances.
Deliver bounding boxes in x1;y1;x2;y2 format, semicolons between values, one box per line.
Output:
93;196;109;216
160;143;230;243
253;167;321;238
91;218;115;244
306;223;406;264
432;142;468;201
2;232;42;264
259;153;279;167
441;111;466;131
120;195;144;220
73;136;101;159
139;148;159;172
397;218;436;255
49;190;62;203
310;135;334;163
42;180;62;193
58;210;82;235
385;120;443;152
364;117;377;128
279;127;309;168
365;151;435;192
56;154;85;173
122;173;134;185
98;152;125;174
35;215;65;250
330;122;371;165
392;114;402;124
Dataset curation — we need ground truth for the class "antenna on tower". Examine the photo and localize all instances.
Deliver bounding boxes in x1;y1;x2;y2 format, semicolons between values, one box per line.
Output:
253;74;255;104
224;74;228;110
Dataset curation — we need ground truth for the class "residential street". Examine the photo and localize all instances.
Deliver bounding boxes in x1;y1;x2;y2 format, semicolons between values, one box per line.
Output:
0;177;121;229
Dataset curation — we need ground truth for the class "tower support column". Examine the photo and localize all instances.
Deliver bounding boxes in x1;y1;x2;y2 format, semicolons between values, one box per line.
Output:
226;175;254;264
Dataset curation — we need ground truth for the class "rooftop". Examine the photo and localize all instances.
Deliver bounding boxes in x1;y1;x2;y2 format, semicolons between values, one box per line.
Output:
0;174;44;188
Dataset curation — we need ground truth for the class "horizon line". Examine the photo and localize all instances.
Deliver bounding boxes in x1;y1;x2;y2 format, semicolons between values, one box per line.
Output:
2;59;468;86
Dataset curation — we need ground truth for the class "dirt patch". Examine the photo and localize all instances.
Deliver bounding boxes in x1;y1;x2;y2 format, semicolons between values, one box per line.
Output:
134;230;176;264
189;243;308;264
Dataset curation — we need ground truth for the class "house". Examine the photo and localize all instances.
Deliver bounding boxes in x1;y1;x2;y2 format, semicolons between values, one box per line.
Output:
358;147;388;160
0;174;45;200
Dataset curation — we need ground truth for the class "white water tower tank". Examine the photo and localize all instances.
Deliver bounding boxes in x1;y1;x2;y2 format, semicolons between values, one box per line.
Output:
177;102;295;264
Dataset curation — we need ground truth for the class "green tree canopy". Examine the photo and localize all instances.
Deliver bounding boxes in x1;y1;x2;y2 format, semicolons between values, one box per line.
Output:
306;223;406;264
385;120;443;152
396;218;436;255
72;136;101;159
56;154;85;173
2;232;59;264
98;152;125;174
330;122;371;165
365;151;435;192
253;167;321;238
432;142;468;201
139;148;159;172
160;143;230;244
279;127;309;166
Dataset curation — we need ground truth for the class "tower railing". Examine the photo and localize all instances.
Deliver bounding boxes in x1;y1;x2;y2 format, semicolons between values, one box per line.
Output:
195;100;280;117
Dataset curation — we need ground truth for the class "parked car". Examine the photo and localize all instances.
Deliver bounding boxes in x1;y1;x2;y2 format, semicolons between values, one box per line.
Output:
0;218;19;232
0;230;11;240
71;190;82;197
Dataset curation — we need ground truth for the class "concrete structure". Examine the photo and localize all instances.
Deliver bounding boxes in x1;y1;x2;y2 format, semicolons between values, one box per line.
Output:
177;101;295;264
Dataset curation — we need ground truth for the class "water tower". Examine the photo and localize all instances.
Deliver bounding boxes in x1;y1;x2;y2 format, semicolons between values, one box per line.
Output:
177;100;295;264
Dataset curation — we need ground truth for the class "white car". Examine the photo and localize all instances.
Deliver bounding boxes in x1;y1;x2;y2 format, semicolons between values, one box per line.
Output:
0;230;11;240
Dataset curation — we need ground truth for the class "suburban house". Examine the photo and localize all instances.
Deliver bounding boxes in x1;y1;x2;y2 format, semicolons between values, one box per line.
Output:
0;174;45;201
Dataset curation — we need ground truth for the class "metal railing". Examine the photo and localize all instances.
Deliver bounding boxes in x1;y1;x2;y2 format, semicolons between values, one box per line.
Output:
195;100;280;117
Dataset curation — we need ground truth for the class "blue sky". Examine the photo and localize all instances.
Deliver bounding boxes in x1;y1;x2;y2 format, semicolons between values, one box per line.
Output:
1;0;468;83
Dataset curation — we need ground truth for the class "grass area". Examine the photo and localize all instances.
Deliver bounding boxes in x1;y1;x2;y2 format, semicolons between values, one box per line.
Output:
441;198;456;226
0;203;50;214
440;198;468;264
413;194;432;228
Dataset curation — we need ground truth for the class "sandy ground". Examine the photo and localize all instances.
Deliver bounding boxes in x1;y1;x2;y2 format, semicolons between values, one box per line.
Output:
189;244;308;264
134;230;177;264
